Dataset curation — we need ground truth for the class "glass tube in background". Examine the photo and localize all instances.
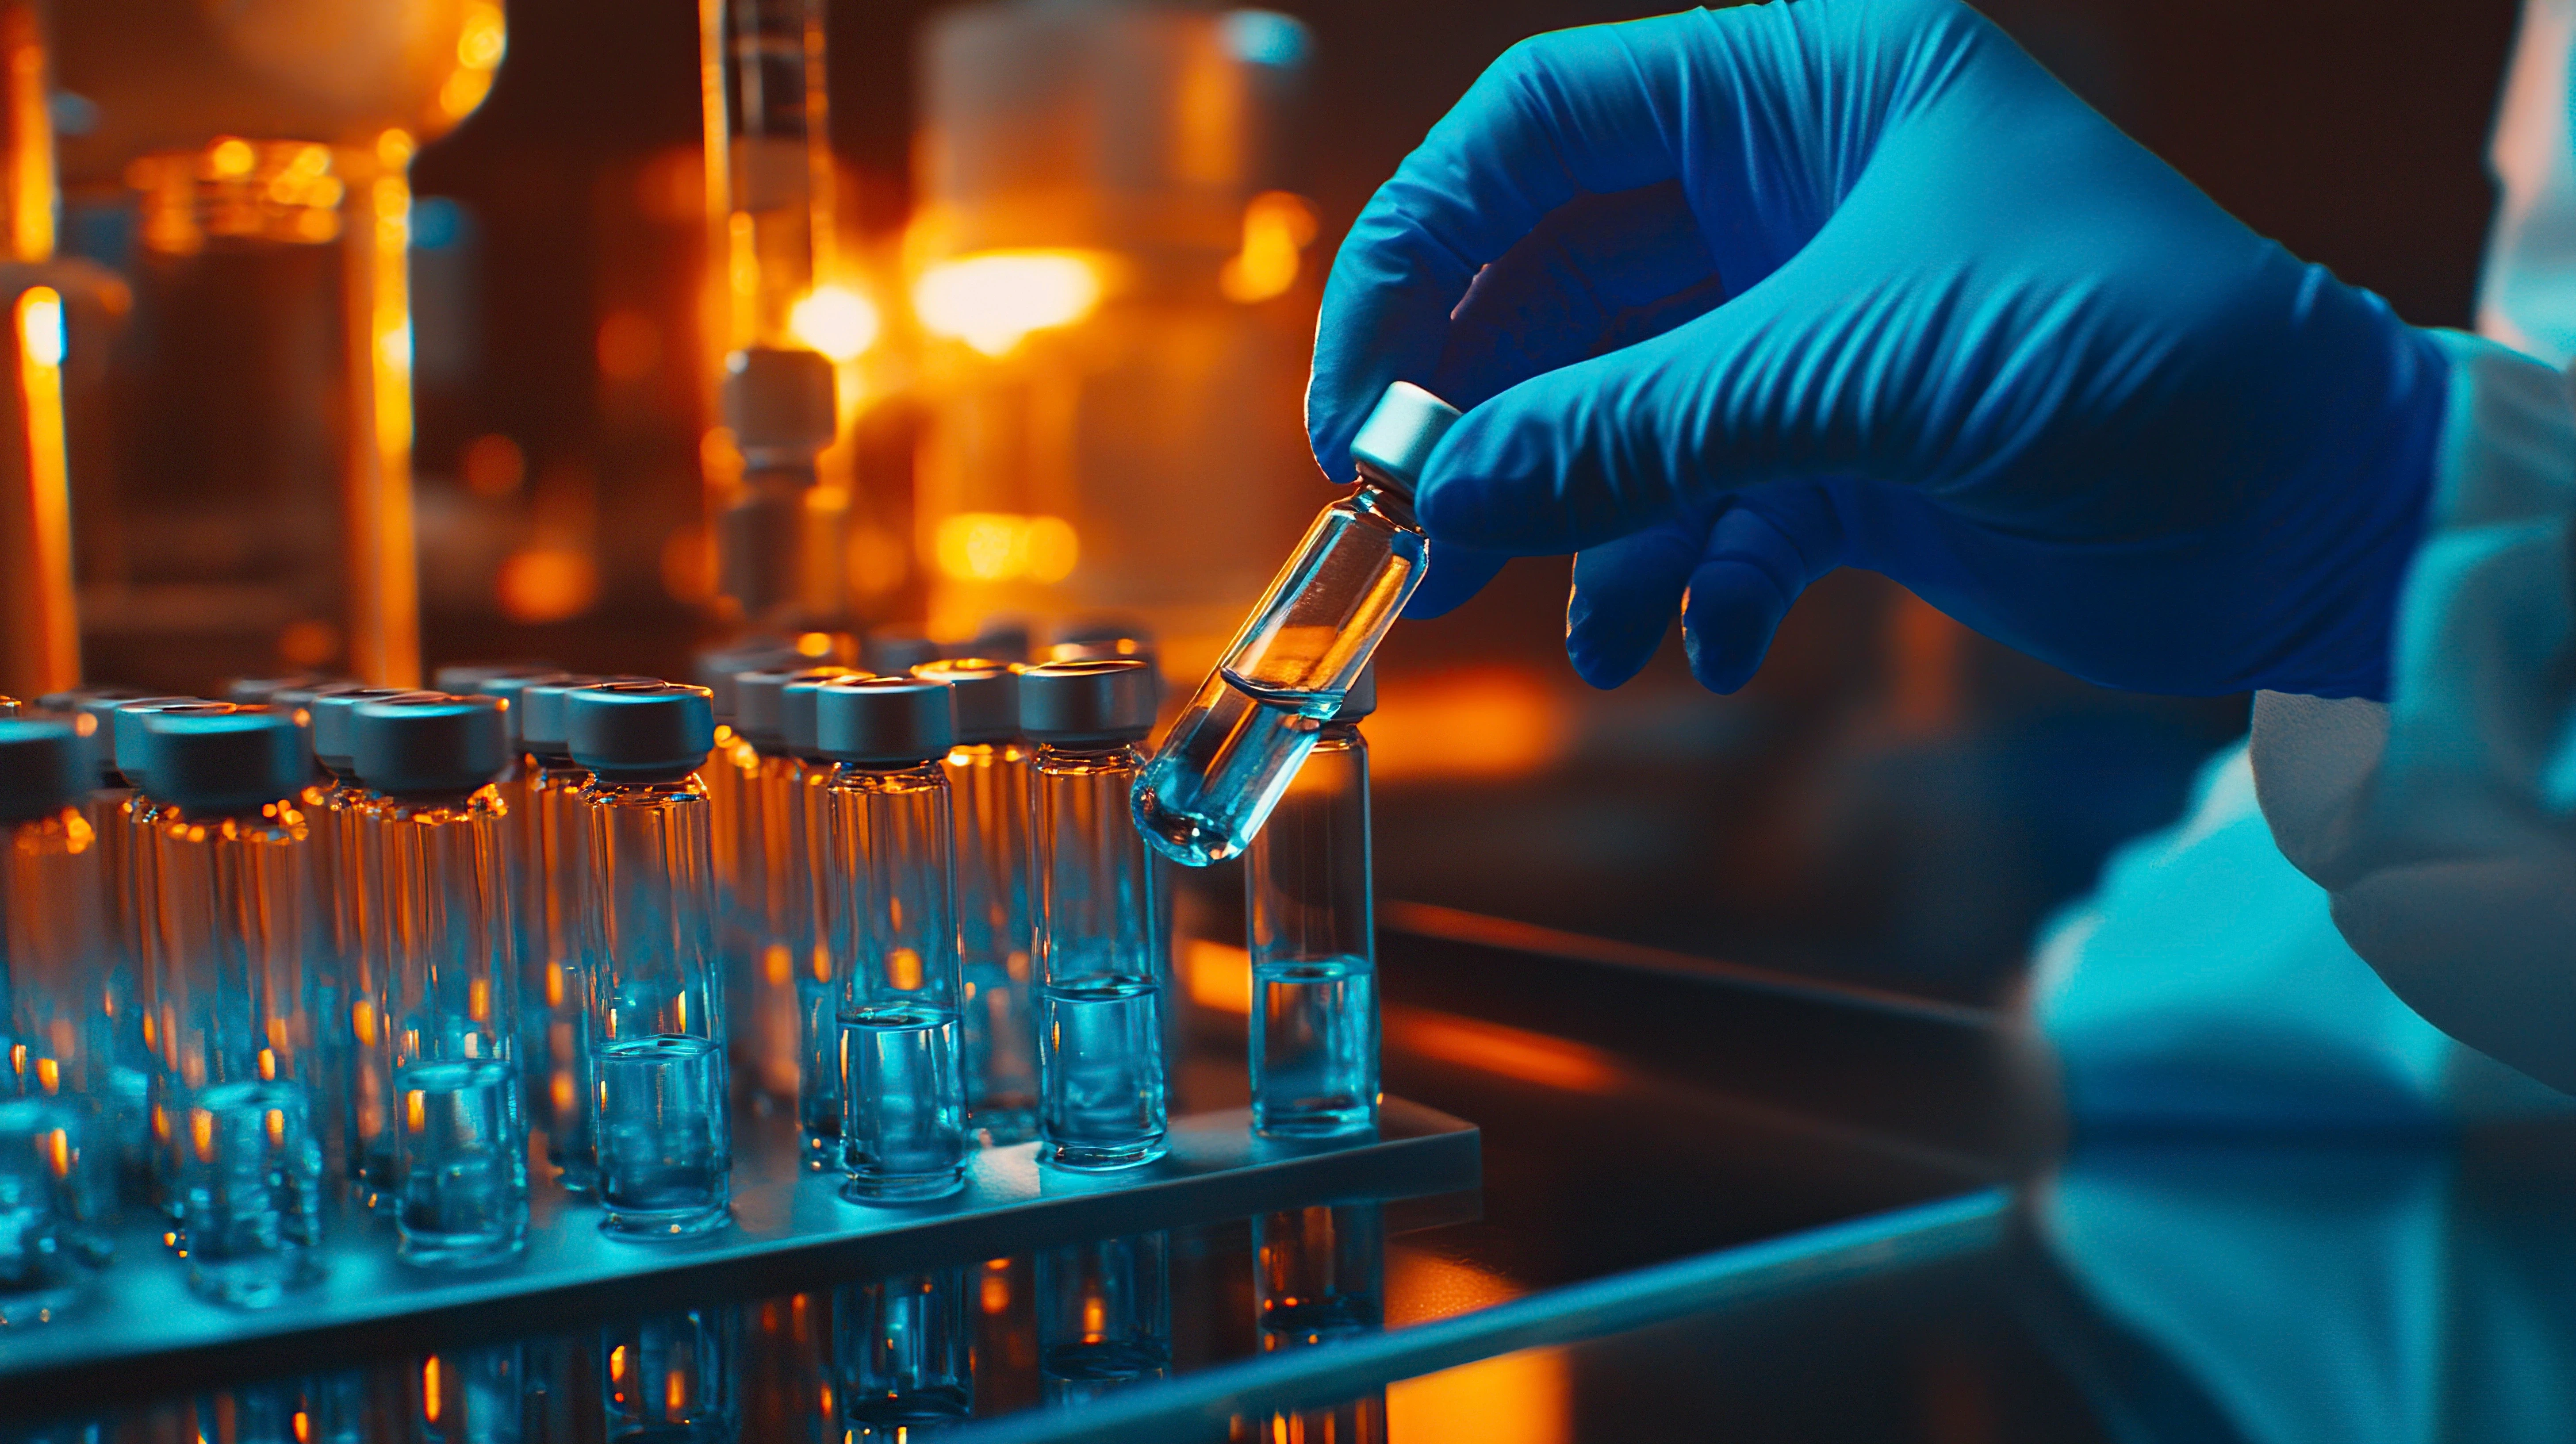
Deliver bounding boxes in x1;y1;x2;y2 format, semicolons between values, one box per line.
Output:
826;756;968;1202
1036;1232;1169;1405
836;1269;972;1436
780;674;846;1173
409;1342;527;1444
1031;736;1165;1171
1245;715;1377;1137
525;748;594;1195
583;765;729;1238
602;1306;739;1444
1;725;118;1199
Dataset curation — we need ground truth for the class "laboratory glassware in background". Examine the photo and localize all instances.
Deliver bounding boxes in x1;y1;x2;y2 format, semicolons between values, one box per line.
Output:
837;1268;972;1436
602;1305;739;1444
1020;659;1165;1171
134;707;326;1306
0;717;111;1322
1036;1231;1169;1405
349;692;524;1265
813;675;969;1202
729;661;852;1108
910;4;1319;651
1133;382;1457;868
912;657;1037;1144
703;0;841;626
1245;666;1378;1137
51;0;509;689
568;680;728;1239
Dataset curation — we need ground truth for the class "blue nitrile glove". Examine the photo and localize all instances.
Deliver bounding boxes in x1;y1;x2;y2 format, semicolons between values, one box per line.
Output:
1306;0;2447;699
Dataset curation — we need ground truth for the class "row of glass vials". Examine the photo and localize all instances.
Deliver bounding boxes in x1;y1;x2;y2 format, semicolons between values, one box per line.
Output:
13;1203;1391;1443
0;642;1380;1314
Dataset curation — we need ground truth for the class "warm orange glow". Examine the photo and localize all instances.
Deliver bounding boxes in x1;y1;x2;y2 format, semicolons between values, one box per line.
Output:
292;1410;310;1444
1383;1252;1568;1444
609;1345;628;1382
1364;668;1572;783
468;978;490;1022
45;1127;67;1177
666;1370;688;1414
496;546;601;623
461;434;525;496
1220;192;1318;303
763;942;794;988
13;284;76;690
887;948;924;993
190;1107;215;1163
406;1089;428;1134
1887;588;1966;738
913;251;1102;356
353;1000;381;1047
933;512;1077;584
422;1358;443;1422
267;1108;287;1148
439;2;506;120
1383;1010;1622;1094
2;2;53;263
34;1057;57;1095
981;1268;1010;1316
1184;938;1252;1015
347;134;422;686
1081;1293;1106;1343
790;285;880;363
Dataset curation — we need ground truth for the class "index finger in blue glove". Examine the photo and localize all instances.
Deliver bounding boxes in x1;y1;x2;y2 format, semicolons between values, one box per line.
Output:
1307;13;1724;481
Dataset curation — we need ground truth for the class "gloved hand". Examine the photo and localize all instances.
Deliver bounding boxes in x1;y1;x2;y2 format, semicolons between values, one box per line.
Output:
1306;0;2448;699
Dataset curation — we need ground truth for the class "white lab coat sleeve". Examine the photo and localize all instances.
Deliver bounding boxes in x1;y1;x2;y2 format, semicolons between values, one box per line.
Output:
2248;330;2576;1095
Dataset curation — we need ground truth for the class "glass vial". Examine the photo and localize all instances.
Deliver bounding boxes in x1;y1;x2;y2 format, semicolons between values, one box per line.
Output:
730;664;853;1112
1132;382;1457;867
836;1269;973;1437
351;694;526;1267
0;719;111;1319
1037;1232;1170;1405
692;641;801;1029
309;684;435;1200
779;672;850;1172
1022;661;1166;1171
1245;670;1378;1137
568;682;729;1239
912;657;1037;1145
814;676;970;1202
519;676;611;1195
134;709;327;1307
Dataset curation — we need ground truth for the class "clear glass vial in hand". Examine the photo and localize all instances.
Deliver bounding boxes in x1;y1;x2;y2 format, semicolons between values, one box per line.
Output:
1245;670;1379;1137
1132;382;1459;867
911;657;1039;1145
350;694;527;1267
1023;661;1168;1171
569;682;730;1240
813;676;970;1202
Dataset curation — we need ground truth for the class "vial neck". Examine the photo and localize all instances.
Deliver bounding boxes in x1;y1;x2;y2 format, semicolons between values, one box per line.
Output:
1352;468;1418;529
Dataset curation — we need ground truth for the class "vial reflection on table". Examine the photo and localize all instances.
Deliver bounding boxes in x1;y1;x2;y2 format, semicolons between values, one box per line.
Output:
1037;1232;1171;1405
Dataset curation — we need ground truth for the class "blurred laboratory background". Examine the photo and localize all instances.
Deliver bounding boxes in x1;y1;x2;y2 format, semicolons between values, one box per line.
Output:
9;0;2518;1009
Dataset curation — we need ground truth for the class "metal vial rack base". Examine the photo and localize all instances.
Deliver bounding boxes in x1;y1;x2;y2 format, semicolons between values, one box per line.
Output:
0;1098;1477;1414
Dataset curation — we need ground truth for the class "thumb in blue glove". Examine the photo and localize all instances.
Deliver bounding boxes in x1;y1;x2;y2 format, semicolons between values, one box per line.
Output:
1308;0;2446;699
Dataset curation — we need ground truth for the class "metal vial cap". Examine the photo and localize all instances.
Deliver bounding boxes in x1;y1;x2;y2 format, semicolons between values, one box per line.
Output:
735;665;854;749
353;694;509;794
692;639;805;722
113;699;230;790
1348;380;1463;497
566;682;716;781
309;687;438;774
811;676;955;766
861;626;946;676
140;710;306;812
1331;664;1379;722
0;719;86;822
432;661;562;695
1018;659;1157;744
912;658;1021;745
784;670;874;758
225;673;334;706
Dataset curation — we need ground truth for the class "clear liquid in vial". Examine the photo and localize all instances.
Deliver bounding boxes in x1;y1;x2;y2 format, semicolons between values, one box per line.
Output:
393;1057;528;1265
179;1080;325;1307
594;1035;731;1238
544;1002;595;1194
962;958;1036;1145
838;1004;966;1201
1130;672;1330;869
1036;977;1167;1170
1251;957;1377;1137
